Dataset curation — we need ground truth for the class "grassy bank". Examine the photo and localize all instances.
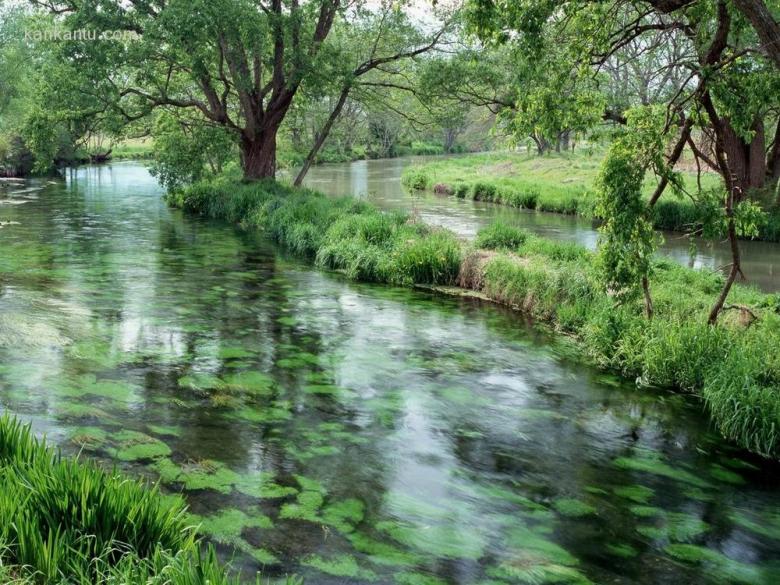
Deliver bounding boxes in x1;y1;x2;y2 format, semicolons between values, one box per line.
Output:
170;177;780;459
0;415;244;584
401;152;780;241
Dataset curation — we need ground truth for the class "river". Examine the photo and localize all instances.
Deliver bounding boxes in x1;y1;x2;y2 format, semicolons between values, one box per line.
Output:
0;161;779;584
303;157;780;293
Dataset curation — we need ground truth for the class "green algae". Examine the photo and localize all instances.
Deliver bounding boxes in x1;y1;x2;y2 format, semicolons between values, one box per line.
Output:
729;509;780;540
613;485;654;504
629;505;663;518
109;430;171;461
606;543;638;558
302;554;377;581
154;458;240;493
709;464;745;485
248;548;280;565
233;471;298;499
191;507;273;541
378;520;486;560
321;498;365;533
280;489;324;522
69;426;109;449
472;483;548;512
552;498;596;518
178;373;224;392
505;526;579;567
636;512;708;542
664;544;779;584
189;508;278;566
217;346;256;359
223;371;274;394
349;533;421;567
394;572;447;585
147;424;181;437
614;455;710;487
58;374;138;402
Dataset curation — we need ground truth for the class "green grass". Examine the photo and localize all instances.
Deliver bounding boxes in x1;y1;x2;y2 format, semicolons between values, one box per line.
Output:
111;138;155;160
401;151;780;241
0;414;248;584
170;177;780;459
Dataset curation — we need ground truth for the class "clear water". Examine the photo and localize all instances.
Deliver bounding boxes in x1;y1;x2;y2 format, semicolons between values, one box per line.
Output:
302;157;780;293
1;162;779;585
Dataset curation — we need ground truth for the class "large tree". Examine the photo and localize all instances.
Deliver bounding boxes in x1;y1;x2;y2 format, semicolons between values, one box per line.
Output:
32;0;345;180
466;0;780;323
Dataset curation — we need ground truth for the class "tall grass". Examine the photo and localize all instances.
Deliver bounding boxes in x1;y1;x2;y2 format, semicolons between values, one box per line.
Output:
0;415;246;584
171;178;780;459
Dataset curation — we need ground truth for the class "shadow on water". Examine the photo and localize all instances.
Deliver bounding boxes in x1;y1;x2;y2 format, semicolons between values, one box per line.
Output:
0;162;779;584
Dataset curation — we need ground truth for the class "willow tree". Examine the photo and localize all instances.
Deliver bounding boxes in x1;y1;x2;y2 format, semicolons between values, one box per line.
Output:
466;0;780;323
32;0;345;180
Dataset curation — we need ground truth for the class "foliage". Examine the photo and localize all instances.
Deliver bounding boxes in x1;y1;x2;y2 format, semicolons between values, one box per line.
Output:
0;414;242;583
150;114;236;192
595;111;660;305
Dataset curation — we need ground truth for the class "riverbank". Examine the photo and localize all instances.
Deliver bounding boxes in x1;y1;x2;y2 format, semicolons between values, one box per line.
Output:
0;415;243;584
401;152;780;242
170;177;780;459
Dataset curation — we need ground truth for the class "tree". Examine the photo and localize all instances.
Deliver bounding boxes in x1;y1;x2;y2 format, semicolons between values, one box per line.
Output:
291;1;450;185
32;0;343;180
465;0;780;323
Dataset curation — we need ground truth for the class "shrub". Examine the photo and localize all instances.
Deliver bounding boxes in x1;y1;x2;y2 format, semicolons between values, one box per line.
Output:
454;182;470;198
471;181;497;201
401;168;430;190
475;222;529;250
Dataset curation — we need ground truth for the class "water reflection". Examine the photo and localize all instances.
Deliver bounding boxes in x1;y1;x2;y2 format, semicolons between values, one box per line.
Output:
0;162;779;584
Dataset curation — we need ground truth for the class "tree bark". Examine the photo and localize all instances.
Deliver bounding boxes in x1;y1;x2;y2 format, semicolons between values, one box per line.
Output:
642;276;654;319
720;116;767;192
708;211;743;325
241;128;279;180
732;0;780;69
294;87;350;186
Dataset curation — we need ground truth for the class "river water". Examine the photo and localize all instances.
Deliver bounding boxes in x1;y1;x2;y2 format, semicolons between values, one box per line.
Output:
303;157;780;293
1;161;779;584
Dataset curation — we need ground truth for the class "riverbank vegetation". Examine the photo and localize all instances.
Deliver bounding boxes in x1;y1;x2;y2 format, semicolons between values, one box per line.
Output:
402;151;780;242
0;415;247;584
170;176;780;459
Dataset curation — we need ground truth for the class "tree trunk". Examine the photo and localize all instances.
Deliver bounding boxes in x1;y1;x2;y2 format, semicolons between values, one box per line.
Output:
732;0;780;69
720;116;766;192
767;118;780;181
642;276;654;319
294;87;350;187
708;214;742;325
241;128;278;180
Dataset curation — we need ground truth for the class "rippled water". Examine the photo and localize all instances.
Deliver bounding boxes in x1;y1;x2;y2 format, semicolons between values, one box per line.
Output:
302;157;780;293
1;162;779;584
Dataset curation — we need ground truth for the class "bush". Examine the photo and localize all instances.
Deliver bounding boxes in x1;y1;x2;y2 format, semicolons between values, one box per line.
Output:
454;182;469;198
475;222;529;250
471;181;497;201
401;168;430;190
